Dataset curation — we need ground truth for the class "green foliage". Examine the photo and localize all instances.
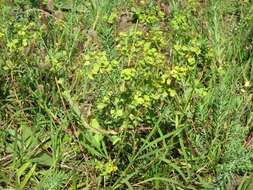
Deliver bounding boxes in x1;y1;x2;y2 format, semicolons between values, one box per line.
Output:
37;171;67;190
1;0;253;189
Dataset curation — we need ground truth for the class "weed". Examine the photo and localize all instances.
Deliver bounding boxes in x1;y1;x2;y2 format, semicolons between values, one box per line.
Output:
1;0;253;189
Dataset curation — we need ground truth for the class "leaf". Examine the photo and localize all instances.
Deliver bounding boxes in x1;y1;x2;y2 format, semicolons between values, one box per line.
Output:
82;142;103;158
81;119;105;156
93;133;103;148
37;171;67;190
32;153;52;167
20;164;36;190
110;136;121;145
16;162;31;187
21;123;38;150
169;89;177;97
121;68;136;80
97;102;107;110
91;119;100;129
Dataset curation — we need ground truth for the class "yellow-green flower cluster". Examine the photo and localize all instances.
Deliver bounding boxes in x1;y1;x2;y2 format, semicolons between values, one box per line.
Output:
95;160;118;176
6;22;42;53
84;51;119;79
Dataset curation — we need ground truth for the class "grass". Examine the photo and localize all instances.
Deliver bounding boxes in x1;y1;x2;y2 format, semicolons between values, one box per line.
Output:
0;0;253;189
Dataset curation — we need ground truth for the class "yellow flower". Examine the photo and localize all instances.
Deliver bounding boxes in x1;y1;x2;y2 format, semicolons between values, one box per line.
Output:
245;81;251;88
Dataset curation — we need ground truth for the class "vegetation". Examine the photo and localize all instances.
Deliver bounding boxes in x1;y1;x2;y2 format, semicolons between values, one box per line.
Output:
0;0;253;189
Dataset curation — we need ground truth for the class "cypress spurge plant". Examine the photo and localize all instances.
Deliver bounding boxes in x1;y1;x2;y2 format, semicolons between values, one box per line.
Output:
1;0;253;189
